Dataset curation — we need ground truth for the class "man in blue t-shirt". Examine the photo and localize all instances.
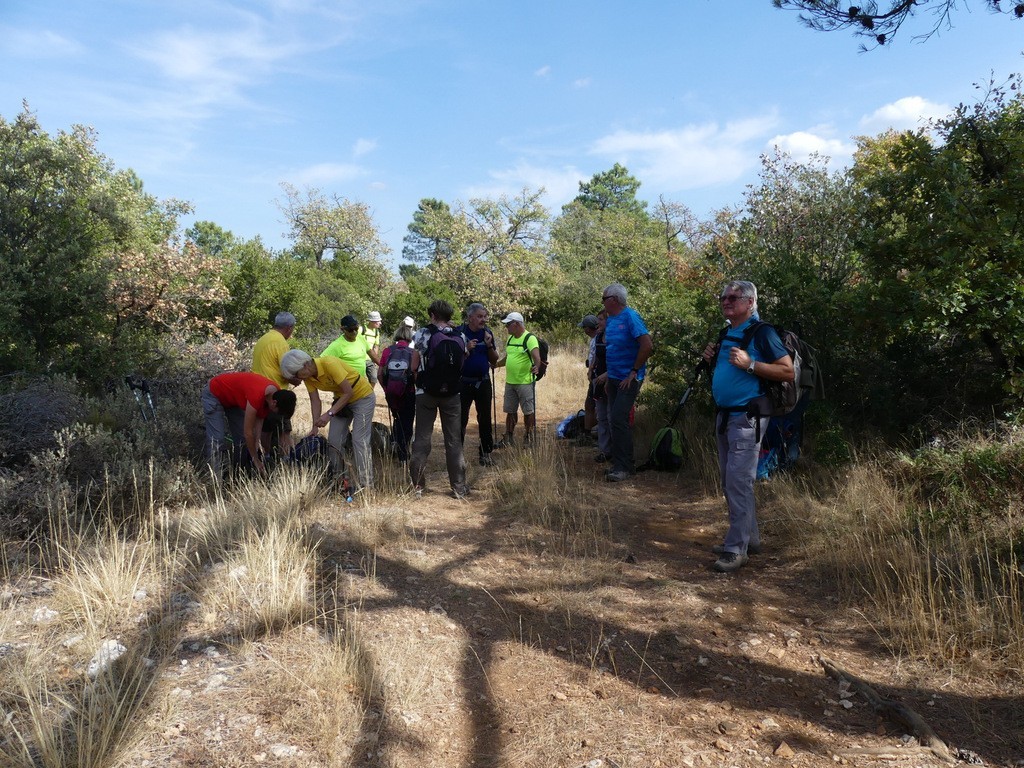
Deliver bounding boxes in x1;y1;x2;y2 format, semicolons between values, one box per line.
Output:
458;302;499;465
702;280;793;573
597;282;653;482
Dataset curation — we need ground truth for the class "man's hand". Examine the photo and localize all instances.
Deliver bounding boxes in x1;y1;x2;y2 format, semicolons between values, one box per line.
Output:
315;413;332;429
702;342;719;363
728;347;752;371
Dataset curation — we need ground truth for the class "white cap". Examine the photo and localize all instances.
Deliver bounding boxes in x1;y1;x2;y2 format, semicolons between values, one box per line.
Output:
368;310;382;322
501;311;524;324
402;315;415;328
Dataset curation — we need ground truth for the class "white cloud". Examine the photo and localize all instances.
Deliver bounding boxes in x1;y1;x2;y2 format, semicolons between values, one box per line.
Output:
0;26;83;58
766;131;855;164
463;162;584;206
859;96;949;134
353;138;377;157
573;77;591;89
289;162;367;186
587;114;781;189
534;65;551;77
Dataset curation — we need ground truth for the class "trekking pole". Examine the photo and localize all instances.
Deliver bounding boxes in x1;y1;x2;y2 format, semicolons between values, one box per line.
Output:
667;360;709;427
125;375;168;457
490;367;497;448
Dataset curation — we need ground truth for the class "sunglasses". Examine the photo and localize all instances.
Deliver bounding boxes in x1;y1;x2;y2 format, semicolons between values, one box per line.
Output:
719;294;748;303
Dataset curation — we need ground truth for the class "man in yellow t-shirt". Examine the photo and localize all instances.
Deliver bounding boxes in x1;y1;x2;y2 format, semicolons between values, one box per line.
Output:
251;311;297;454
279;349;377;490
495;311;541;447
363;310;384;386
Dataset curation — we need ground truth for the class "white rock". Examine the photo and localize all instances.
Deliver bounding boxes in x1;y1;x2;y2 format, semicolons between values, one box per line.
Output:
87;640;127;679
33;607;59;623
204;673;229;691
269;744;301;758
63;634;85;648
228;566;249;580
133;589;148;601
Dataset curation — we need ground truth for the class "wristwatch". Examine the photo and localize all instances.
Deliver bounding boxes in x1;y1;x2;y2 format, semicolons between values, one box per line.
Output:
746;360;756;374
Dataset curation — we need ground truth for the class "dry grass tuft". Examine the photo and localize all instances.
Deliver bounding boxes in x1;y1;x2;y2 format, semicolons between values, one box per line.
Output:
494;437;610;558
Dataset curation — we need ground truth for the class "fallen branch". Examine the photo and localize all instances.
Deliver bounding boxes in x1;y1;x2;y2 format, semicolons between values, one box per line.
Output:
818;655;955;765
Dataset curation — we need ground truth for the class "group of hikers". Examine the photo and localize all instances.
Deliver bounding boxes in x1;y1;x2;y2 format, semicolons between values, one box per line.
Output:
202;279;796;573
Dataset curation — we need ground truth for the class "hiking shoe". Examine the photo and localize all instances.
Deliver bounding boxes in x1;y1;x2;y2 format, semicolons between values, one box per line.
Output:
413;486;424;499
451;485;470;499
496;434;514;449
479;452;494;467
605;470;631;482
712;552;749;573
712;543;761;556
594;452;609;463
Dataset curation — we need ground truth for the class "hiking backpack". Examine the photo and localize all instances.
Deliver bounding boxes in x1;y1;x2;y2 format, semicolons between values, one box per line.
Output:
511;332;549;381
383;344;414;400
288;434;330;465
556;409;587;439
719;321;819;418
421;327;466;397
649;426;684;471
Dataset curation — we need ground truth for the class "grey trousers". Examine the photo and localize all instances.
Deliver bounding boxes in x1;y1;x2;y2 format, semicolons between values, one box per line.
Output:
410;392;467;492
201;384;246;477
327;391;377;488
716;411;768;555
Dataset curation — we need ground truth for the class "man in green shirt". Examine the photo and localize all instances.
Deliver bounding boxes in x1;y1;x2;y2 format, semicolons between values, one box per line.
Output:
496;311;541;446
322;315;371;374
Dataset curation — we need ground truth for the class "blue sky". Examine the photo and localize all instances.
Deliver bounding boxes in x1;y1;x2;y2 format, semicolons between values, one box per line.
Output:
3;1;1022;267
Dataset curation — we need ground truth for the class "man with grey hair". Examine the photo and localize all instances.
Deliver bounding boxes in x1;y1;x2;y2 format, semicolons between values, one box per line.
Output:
597;283;653;481
702;280;793;573
251;311;298;455
458;302;498;465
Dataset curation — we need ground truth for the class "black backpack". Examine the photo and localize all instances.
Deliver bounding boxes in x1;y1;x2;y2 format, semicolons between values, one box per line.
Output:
510;332;549;381
421;326;466;397
719;321;819;417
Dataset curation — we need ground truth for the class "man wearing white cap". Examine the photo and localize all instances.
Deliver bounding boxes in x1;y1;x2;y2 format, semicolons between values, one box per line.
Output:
362;311;384;386
495;311;541;447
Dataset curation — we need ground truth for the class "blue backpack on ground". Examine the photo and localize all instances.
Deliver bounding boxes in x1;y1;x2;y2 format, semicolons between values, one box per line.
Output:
288;435;329;465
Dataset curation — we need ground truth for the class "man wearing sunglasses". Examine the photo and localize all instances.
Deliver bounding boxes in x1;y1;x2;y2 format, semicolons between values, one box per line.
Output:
702;281;794;573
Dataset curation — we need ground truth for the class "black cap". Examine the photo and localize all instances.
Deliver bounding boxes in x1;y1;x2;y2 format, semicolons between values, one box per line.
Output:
340;314;359;330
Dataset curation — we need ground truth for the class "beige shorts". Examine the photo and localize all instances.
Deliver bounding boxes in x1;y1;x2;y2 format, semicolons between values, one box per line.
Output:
504;383;536;416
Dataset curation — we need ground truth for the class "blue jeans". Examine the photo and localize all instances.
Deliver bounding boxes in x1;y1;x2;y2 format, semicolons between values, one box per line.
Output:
716;411;769;554
606;378;641;474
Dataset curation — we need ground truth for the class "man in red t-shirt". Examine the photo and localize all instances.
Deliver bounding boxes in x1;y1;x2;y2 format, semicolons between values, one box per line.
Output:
202;372;297;478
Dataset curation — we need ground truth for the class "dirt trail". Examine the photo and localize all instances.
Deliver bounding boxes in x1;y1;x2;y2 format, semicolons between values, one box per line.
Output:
306;411;1021;768
2;401;1021;767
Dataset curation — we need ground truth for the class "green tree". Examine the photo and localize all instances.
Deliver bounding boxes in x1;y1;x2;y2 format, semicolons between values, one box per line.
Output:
852;78;1024;398
574;162;647;216
277;182;390;269
402;190;553;318
0;107;204;380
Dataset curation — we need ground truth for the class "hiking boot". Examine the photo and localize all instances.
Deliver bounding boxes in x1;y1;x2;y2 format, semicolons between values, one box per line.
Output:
712;552;749;573
605;470;631;482
479;452;494;467
594;452;609;463
451;485;470;499
412;486;424;499
712;543;761;556
496;434;514;449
